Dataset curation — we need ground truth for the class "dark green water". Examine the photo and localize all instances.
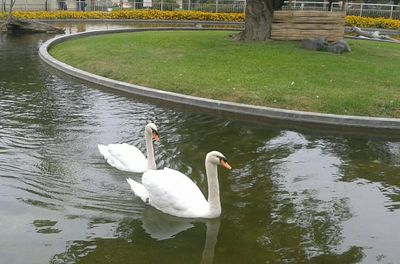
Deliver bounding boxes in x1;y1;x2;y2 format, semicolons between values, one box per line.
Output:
1;23;400;264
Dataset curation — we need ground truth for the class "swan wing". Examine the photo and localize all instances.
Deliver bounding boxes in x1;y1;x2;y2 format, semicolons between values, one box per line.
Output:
99;143;147;173
142;168;208;217
126;178;149;203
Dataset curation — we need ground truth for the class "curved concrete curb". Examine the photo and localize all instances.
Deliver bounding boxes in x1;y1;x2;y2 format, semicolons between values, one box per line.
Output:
39;28;400;131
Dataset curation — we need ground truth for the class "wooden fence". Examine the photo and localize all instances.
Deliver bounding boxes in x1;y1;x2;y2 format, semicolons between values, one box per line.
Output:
271;11;346;41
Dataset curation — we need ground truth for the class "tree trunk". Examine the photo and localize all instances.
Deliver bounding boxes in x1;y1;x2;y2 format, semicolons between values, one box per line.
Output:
7;0;16;23
0;0;15;31
328;0;333;11
2;0;64;33
6;17;65;33
351;26;400;43
234;0;274;41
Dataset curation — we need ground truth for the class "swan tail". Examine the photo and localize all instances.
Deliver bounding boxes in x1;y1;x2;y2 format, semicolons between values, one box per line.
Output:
98;144;110;160
126;178;149;204
98;144;119;168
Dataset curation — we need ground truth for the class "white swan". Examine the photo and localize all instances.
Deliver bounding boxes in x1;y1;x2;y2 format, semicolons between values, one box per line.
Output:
98;123;159;173
126;151;232;219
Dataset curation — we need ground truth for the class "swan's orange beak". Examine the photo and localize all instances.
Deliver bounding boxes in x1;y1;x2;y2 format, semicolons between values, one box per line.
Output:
152;132;159;142
220;160;232;170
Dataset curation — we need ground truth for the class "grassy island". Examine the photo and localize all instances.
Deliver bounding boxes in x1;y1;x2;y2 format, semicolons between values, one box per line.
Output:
49;30;400;118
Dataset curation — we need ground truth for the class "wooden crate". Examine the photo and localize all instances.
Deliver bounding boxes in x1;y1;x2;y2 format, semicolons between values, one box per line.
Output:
271;11;345;41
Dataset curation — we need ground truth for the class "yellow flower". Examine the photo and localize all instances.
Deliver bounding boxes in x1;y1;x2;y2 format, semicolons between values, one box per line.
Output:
3;10;396;29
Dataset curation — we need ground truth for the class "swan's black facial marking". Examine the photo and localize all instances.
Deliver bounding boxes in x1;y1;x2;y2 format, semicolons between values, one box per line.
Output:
151;129;159;136
218;156;228;163
217;155;232;170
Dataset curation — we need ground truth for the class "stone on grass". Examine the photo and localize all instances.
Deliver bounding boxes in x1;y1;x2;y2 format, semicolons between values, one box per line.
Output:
301;38;328;51
301;38;351;54
327;40;351;54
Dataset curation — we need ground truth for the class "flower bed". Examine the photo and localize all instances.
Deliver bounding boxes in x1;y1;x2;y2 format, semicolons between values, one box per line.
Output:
1;10;399;30
0;10;244;22
345;16;400;30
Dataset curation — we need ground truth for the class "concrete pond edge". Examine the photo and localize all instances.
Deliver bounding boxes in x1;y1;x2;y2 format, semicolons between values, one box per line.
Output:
38;27;400;132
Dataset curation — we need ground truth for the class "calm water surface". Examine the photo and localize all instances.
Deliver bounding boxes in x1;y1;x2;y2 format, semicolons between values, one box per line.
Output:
1;23;400;264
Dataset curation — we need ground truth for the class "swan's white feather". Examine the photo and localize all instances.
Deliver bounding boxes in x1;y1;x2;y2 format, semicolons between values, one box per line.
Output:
98;143;147;173
142;168;209;218
126;178;149;203
126;151;228;219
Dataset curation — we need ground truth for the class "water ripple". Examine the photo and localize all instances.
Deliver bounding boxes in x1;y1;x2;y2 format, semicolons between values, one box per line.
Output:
2;25;400;264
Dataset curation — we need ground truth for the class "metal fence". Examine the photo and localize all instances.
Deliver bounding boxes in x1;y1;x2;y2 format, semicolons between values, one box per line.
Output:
1;0;245;13
2;0;400;19
285;1;400;19
1;0;103;12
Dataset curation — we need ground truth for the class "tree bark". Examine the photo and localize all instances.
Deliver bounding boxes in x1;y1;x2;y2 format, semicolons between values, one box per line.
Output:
0;0;15;31
328;0;333;11
3;0;64;33
234;0;274;41
7;0;16;23
233;0;284;41
6;17;65;33
351;26;400;43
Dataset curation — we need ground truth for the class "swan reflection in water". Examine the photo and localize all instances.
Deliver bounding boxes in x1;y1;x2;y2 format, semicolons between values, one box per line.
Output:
50;207;220;263
141;207;220;264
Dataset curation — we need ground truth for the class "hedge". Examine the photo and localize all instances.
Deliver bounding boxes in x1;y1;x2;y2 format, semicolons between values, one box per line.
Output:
0;10;244;22
345;15;400;30
0;10;399;30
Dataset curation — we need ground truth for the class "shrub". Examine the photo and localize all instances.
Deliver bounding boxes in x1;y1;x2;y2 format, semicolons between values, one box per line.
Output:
1;10;399;30
0;10;244;22
345;16;400;30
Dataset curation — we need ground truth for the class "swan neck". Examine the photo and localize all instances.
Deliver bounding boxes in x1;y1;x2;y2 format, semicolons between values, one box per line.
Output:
206;159;221;217
145;130;156;170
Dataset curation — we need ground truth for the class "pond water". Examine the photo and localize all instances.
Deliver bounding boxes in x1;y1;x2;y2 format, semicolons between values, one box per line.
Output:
1;22;400;264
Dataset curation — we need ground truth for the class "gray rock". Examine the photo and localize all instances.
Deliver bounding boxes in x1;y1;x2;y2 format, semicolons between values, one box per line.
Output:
327;39;351;54
301;38;328;51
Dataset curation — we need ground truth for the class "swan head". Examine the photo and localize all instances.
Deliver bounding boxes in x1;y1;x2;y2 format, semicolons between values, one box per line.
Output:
206;151;232;170
145;123;159;142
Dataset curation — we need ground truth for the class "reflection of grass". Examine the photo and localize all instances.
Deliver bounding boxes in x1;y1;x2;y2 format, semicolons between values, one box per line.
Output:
33;219;61;234
50;30;400;118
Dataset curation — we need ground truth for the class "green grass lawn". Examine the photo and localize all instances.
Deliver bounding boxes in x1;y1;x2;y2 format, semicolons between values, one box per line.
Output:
49;30;400;118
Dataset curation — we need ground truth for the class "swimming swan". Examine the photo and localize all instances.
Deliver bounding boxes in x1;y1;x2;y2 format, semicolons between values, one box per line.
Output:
126;151;231;218
98;123;159;173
